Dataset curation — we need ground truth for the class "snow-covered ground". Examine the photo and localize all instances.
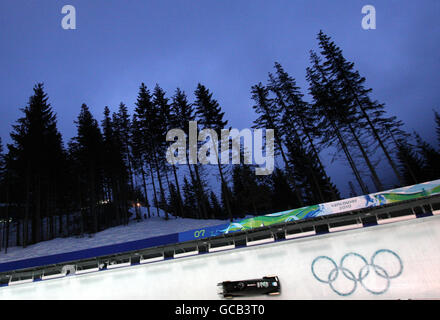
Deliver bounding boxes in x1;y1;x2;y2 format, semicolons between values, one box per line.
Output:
0;207;232;264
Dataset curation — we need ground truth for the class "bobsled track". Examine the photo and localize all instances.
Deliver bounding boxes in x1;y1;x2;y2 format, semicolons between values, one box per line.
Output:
1;214;439;299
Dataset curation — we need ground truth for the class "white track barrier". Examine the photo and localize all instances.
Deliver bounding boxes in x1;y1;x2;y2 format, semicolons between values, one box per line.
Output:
1;215;440;299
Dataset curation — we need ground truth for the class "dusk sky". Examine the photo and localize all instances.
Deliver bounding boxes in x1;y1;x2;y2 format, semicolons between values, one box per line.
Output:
1;0;439;196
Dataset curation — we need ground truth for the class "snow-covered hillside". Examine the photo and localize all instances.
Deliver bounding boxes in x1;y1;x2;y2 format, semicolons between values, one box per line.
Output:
0;207;232;264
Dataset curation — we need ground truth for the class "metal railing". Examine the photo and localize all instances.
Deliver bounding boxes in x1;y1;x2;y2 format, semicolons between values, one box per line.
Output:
1;194;439;287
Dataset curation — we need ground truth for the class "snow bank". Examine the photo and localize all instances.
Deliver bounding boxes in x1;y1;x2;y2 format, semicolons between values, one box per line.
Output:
0;207;230;264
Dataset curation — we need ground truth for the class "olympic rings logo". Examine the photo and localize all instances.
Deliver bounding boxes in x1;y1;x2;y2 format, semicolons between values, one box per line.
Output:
311;249;403;296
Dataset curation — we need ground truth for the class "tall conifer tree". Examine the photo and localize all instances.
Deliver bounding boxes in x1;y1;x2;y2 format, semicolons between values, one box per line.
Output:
9;83;65;245
194;83;233;220
317;31;404;186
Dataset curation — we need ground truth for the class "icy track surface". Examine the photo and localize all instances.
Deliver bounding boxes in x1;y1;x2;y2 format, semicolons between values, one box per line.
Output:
1;215;440;299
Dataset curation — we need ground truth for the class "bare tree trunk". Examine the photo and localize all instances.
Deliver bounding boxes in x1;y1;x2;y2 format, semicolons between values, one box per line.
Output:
23;164;31;248
171;164;185;218
112;178;121;225
193;164;209;219
90;167;98;234
347;123;383;191
5;218;9;254
335;61;405;186
33;175;41;244
390;131;418;184
185;157;202;219
276;137;305;207
140;165;151;218
260;106;304;207
300;120;339;201
0;219;3;252
5;177;10;253
59;214;63;237
331;121;369;194
66;210;70;237
210;138;233;220
16;219;20;247
126;146;140;221
77;176;84;237
50;194;55;240
314;61;370;195
265;89;306;206
153;153;168;220
290;128;326;204
149;162;160;217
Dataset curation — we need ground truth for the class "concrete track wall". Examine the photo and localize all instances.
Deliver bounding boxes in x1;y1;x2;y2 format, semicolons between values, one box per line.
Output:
1;215;439;299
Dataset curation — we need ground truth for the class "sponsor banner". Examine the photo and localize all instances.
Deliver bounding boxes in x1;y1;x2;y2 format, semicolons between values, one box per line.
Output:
2;180;439;273
178;223;231;242
178;179;440;242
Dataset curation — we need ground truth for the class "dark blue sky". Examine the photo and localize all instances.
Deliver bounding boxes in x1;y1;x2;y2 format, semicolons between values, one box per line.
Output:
1;0;439;196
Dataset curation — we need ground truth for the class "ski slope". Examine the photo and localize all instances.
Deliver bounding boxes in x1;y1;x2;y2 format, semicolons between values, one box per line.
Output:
1;214;439;299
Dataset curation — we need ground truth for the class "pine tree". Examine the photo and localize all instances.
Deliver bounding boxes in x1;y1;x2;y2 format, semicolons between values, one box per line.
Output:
155;85;186;218
182;176;197;218
71;104;105;233
348;181;357;197
113;103;140;221
209;191;223;219
270;168;300;212
375;116;417;184
0;139;4;249
307;51;370;194
312;47;382;192
194;83;233;220
8;83;65;245
231;163;273;216
285;133;340;204
251;82;304;206
168;88;197;218
131;114;151;218
152;85;171;219
2;152;8;252
134;83;162;217
167;183;180;218
435;111;440;148
171;88;210;219
414;133;440;181
269;62;340;202
0;138;4;191
101;106;129;226
101;106;115;218
396;140;424;184
317;30;404;186
0;140;13;252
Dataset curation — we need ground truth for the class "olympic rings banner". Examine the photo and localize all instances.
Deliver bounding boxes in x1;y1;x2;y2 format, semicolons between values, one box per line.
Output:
178;179;440;242
311;249;404;296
